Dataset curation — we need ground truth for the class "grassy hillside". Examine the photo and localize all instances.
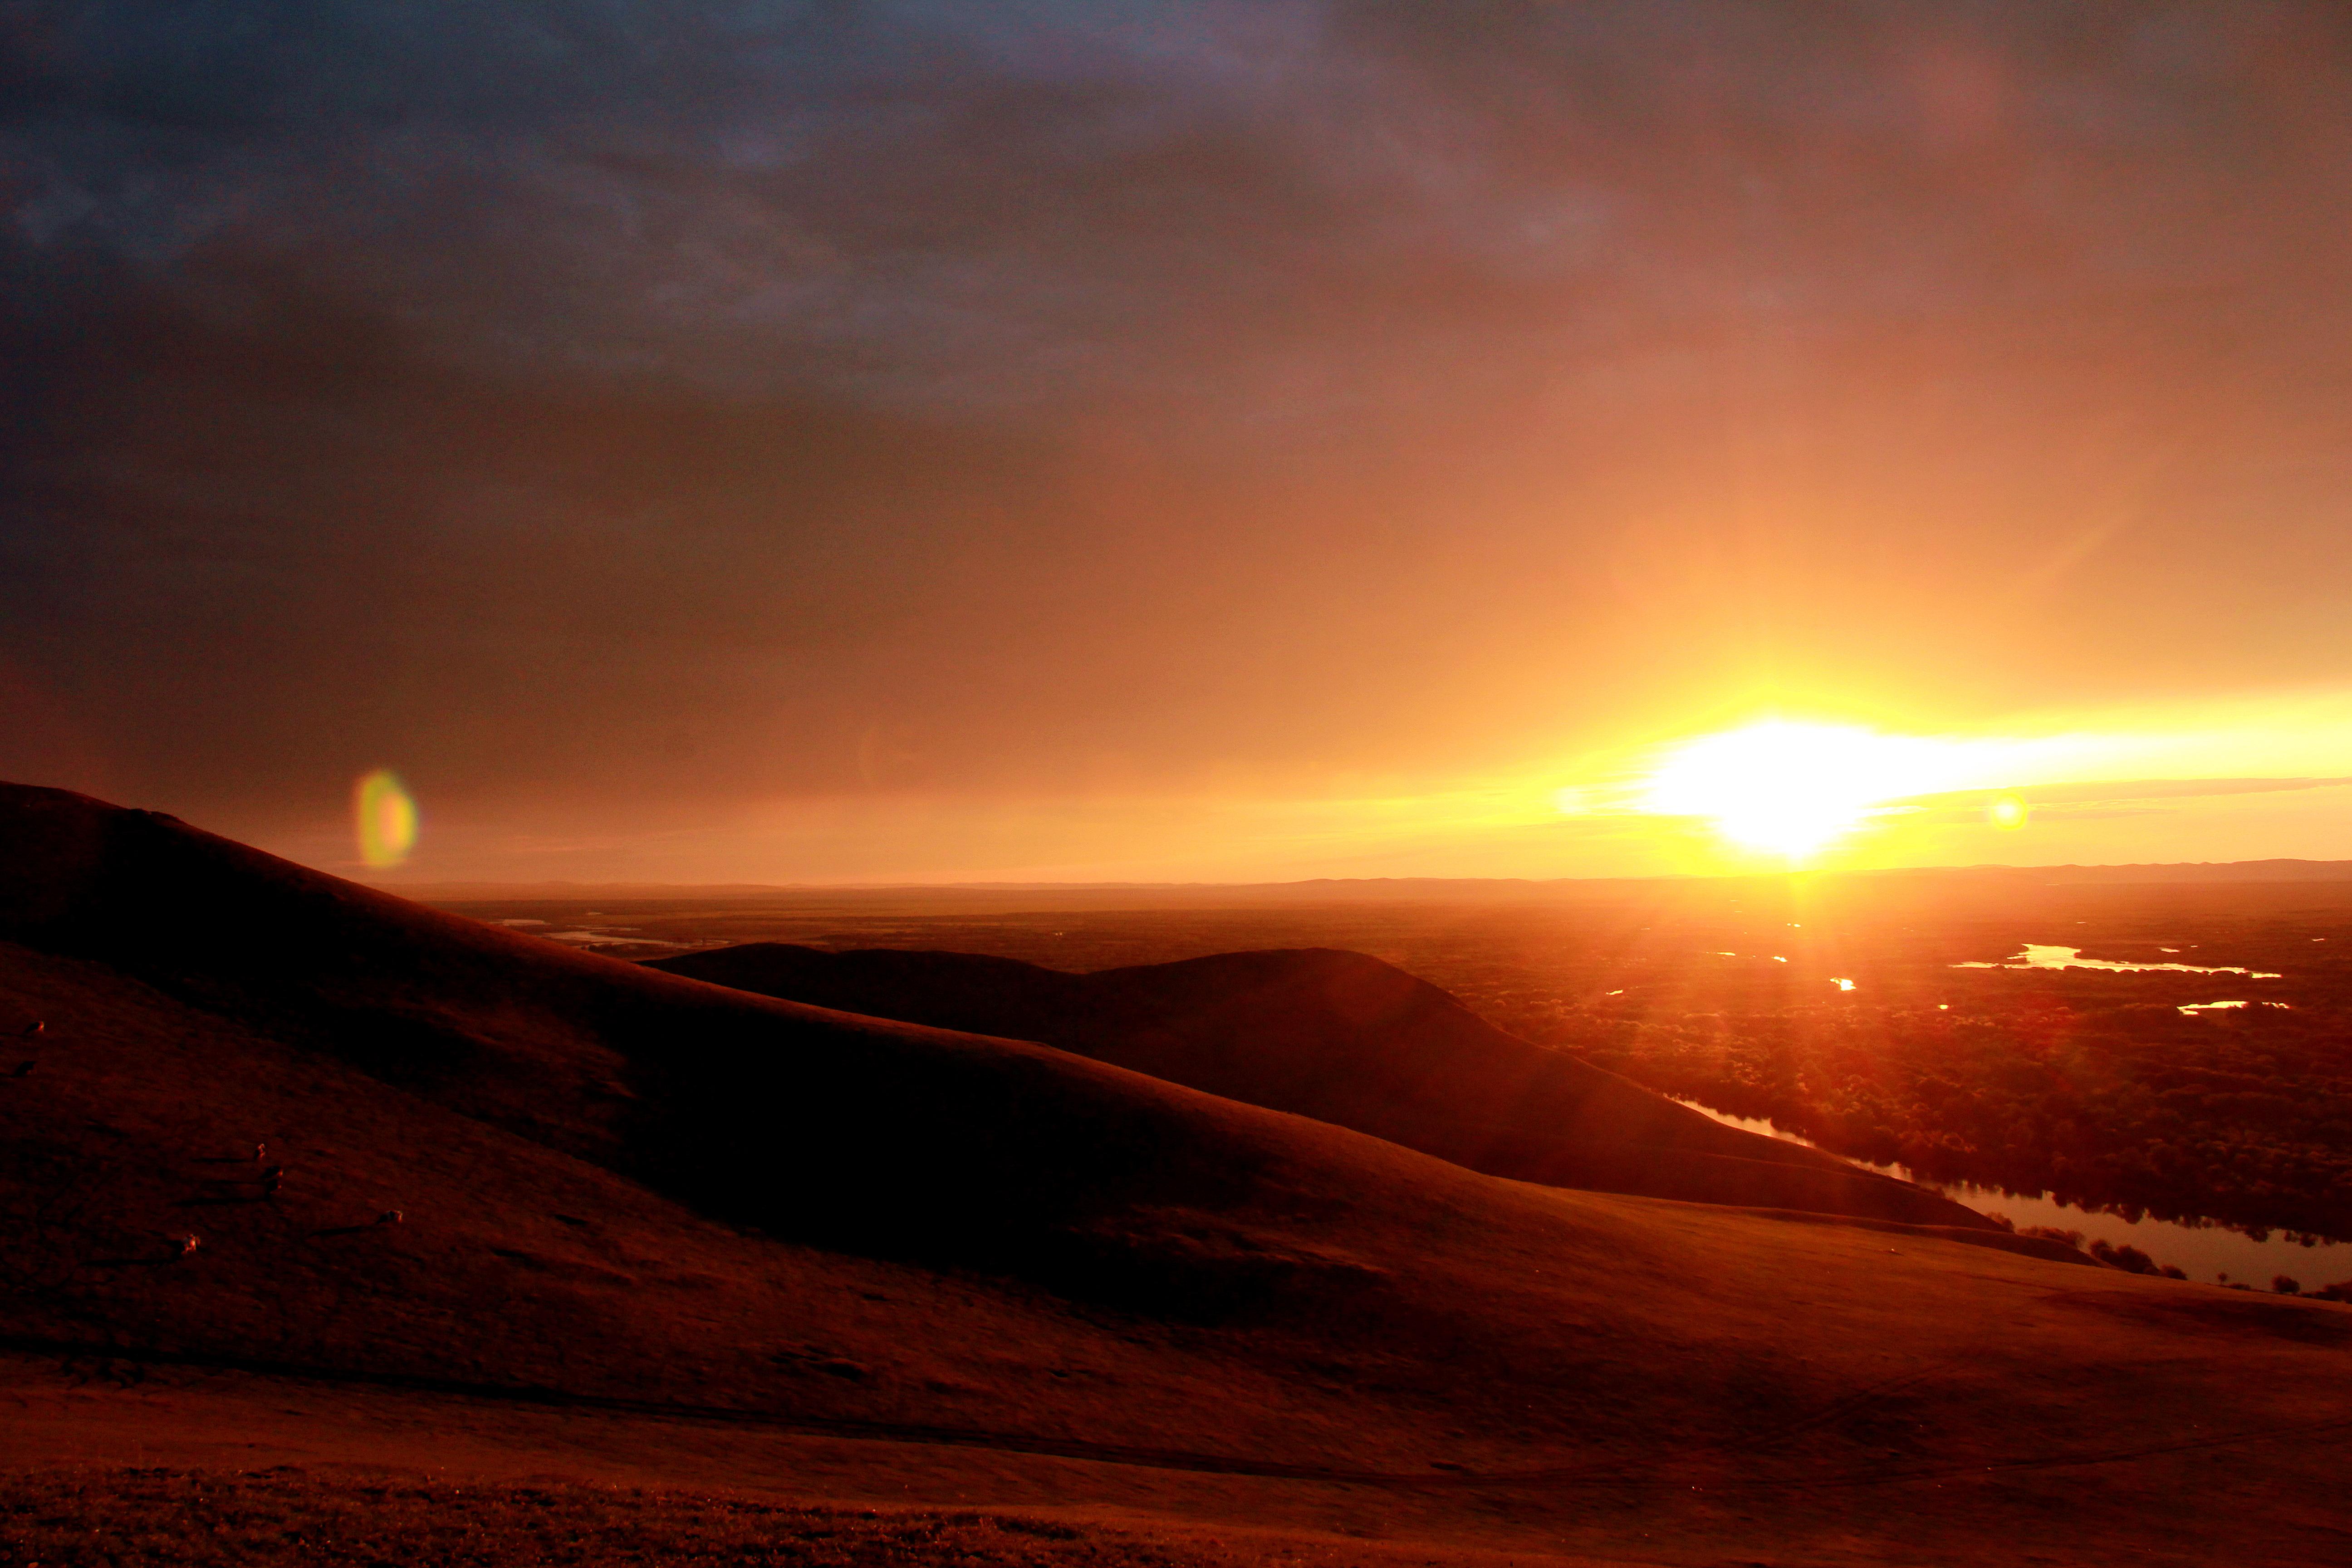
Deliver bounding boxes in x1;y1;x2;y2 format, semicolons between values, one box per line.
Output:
4;783;2351;1565
646;942;1994;1227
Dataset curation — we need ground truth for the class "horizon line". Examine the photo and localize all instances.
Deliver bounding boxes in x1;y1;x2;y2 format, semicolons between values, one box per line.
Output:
362;854;2352;898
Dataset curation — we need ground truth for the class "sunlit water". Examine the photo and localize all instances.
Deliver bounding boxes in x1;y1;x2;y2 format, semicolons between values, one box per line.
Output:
545;929;686;947
1676;1100;2346;1288
1952;944;2283;979
496;919;681;948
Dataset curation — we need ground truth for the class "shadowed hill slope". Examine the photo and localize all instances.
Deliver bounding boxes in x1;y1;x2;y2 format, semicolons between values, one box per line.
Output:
8;783;2352;1564
0;780;2040;1404
648;943;1982;1227
0;784;1348;1291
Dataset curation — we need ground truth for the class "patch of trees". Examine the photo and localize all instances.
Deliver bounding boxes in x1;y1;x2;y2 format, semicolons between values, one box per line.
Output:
1995;1224;2188;1276
1521;998;2352;1244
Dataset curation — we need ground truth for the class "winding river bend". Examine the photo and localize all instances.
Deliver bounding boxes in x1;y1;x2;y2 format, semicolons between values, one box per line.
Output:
1677;1100;2345;1288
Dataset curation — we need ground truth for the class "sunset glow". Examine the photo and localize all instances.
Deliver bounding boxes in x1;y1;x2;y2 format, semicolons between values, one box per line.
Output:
13;13;2352;1566
1634;720;1985;861
5;3;2350;893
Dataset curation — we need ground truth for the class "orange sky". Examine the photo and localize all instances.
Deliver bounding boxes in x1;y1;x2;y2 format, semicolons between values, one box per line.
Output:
5;4;2351;885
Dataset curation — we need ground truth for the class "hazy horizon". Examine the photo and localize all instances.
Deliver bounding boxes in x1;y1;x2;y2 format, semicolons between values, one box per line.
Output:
364;853;2352;903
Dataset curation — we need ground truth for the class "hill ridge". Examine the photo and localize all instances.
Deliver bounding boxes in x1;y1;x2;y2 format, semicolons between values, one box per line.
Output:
647;940;1991;1230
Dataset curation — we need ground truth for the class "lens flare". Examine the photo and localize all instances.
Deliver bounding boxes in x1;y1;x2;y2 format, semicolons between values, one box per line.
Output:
353;769;418;867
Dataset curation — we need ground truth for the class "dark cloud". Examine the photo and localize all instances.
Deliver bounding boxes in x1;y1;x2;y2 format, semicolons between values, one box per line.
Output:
18;1;2343;409
5;2;2352;866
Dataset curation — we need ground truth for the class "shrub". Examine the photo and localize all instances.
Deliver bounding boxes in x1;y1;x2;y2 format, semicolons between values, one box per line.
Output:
2272;1275;2301;1295
2088;1239;2157;1274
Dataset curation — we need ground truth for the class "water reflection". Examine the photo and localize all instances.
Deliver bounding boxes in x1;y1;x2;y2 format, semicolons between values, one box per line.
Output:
495;920;682;948
1677;1099;2344;1286
1953;943;2283;979
541;928;684;948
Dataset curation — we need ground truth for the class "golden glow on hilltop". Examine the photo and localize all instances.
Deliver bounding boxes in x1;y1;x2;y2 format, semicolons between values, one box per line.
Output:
1636;719;1989;861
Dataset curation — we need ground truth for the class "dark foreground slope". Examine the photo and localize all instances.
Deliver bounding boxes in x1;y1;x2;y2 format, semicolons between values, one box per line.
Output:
4;783;2351;1566
649;943;1983;1227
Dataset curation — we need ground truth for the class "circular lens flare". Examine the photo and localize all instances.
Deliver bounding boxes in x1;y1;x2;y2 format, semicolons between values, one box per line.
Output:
353;769;418;868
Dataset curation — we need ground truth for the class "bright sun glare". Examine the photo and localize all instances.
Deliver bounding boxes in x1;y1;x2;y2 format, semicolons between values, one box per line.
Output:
1636;719;1979;861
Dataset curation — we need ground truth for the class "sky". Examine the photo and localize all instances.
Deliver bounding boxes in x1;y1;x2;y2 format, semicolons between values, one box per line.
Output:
5;0;2352;884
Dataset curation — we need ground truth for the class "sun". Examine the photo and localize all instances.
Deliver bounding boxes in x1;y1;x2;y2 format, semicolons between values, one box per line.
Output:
1636;719;1969;861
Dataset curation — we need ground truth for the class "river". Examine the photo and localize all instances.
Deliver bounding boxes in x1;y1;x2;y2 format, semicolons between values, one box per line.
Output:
1677;1100;2347;1289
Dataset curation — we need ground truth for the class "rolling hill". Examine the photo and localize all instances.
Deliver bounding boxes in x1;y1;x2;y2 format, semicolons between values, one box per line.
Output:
4;781;2350;1566
647;943;1989;1228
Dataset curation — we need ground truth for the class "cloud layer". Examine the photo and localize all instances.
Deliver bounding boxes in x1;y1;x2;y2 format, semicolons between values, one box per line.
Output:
6;2;2352;874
